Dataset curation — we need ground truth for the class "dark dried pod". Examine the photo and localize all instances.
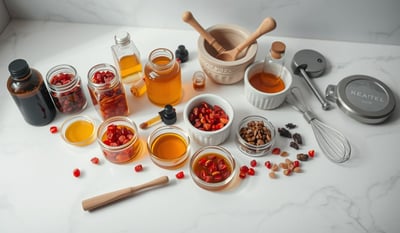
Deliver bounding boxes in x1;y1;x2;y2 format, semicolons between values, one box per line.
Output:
285;123;296;129
297;153;309;161
278;127;292;138
292;133;303;145
290;141;299;150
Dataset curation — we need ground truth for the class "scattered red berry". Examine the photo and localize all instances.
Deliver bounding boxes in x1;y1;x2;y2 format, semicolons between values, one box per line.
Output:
264;161;272;169
134;164;143;172
239;171;247;179
90;157;100;164
50;126;58;134
73;168;81;178
308;149;315;158
240;165;249;173
247;167;255;176
271;147;281;155
175;171;185;179
293;160;300;168
250;159;257;167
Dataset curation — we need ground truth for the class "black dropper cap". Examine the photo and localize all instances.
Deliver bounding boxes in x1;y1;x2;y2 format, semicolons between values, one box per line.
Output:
175;45;189;63
8;59;31;80
159;104;177;125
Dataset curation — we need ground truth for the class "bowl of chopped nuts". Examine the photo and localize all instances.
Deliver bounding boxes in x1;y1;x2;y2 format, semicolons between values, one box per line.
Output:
183;93;234;146
236;115;276;157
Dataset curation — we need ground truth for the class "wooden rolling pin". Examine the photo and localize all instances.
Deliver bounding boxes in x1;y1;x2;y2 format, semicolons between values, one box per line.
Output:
82;176;169;211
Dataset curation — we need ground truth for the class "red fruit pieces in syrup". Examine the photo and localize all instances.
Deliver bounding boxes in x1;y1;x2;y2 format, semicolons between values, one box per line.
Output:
134;164;143;172
50;126;58;134
92;70;115;84
73;168;81;178
308;149;315;158
103;124;134;146
90;157;100;164
188;102;229;131
176;171;185;179
272;147;281;155
50;73;73;85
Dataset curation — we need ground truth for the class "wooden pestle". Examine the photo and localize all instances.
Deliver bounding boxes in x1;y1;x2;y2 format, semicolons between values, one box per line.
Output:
82;176;169;211
182;11;226;54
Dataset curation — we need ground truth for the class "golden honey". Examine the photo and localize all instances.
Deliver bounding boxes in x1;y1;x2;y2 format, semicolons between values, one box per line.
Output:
144;48;182;106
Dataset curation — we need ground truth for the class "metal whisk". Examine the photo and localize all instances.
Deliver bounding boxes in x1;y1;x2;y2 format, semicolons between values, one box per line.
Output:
286;87;351;163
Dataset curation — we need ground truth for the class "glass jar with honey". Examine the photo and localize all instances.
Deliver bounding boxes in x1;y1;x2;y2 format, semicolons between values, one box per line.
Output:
87;63;129;120
144;48;182;106
111;31;143;84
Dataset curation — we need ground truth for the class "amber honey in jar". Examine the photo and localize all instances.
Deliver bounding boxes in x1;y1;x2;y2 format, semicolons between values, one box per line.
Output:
46;64;87;114
147;126;190;169
87;63;129;120
250;41;286;94
144;48;182;106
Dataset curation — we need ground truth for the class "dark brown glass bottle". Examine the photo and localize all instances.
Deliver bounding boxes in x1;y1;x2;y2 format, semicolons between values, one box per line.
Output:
7;59;56;126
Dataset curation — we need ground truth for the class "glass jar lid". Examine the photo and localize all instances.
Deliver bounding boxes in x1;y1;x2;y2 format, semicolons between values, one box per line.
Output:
326;75;396;124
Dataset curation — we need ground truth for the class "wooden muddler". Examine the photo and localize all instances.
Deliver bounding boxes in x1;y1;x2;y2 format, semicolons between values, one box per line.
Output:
82;176;169;211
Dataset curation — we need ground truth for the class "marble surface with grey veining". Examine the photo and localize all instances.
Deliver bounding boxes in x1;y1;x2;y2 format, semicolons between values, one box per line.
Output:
0;18;399;233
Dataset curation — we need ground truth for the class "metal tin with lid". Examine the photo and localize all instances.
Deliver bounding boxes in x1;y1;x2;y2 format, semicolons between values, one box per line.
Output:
325;75;396;124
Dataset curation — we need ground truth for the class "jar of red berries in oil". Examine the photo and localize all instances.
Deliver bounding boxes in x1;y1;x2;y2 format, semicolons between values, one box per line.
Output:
46;64;87;114
87;63;129;120
97;116;142;164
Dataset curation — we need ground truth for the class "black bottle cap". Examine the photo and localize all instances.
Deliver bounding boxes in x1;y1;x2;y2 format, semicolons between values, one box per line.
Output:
8;59;31;80
175;45;189;63
159;104;177;125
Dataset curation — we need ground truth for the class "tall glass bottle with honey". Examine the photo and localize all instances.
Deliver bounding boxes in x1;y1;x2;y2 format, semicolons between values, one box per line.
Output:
144;48;182;106
111;31;143;84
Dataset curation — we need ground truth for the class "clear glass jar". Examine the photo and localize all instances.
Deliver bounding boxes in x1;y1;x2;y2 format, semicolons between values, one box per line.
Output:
46;64;87;114
7;59;56;126
144;48;182;106
87;63;129;120
111;31;143;84
97;116;142;164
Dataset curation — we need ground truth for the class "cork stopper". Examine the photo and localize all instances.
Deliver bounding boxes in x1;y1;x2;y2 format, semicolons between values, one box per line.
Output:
270;41;286;59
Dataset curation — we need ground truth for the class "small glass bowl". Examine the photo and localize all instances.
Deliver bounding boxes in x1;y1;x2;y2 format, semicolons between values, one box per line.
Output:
189;146;237;191
236;115;276;157
96;116;142;164
61;115;96;146
147;125;190;169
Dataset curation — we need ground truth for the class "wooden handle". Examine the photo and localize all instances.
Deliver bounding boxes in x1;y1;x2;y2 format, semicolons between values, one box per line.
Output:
182;11;225;53
82;176;169;211
235;17;276;52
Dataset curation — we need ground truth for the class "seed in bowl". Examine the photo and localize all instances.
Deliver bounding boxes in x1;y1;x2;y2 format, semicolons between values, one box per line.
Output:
239;120;272;146
188;101;229;131
192;153;232;183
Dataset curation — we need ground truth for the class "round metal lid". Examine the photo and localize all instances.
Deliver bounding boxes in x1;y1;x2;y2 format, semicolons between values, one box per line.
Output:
326;75;396;124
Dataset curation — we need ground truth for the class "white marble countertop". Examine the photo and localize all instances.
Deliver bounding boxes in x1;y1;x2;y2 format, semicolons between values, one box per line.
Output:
1;20;400;233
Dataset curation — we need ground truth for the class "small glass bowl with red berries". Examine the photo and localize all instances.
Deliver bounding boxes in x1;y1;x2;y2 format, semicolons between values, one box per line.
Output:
96;116;142;164
189;146;237;191
183;93;234;146
236;115;276;157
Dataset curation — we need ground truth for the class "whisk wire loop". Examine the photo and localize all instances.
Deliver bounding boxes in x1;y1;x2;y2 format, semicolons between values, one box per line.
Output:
286;87;351;164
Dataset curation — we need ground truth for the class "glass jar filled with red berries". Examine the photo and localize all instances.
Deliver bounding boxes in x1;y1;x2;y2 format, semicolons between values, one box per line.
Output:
87;63;129;120
46;64;87;114
96;116;142;164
